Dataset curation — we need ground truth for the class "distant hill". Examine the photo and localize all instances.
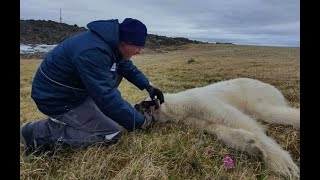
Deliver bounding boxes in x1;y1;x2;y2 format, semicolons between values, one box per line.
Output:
20;19;203;49
20;20;87;45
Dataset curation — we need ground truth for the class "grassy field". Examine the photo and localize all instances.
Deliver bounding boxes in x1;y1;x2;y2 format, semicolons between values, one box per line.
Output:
20;43;300;180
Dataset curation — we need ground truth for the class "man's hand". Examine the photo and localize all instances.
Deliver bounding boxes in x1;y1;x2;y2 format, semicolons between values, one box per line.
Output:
140;112;154;130
134;102;155;130
146;86;164;104
134;103;144;114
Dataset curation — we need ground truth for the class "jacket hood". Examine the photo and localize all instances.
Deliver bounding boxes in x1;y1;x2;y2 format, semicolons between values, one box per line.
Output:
87;19;120;50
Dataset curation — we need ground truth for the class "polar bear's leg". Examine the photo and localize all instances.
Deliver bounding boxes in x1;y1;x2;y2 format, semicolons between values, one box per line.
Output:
250;104;300;129
203;123;299;179
204;123;266;158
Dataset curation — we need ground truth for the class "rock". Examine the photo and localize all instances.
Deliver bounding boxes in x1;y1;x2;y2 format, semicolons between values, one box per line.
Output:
187;57;196;64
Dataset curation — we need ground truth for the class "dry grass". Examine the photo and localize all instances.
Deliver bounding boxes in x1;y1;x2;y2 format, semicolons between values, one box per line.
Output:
20;43;300;180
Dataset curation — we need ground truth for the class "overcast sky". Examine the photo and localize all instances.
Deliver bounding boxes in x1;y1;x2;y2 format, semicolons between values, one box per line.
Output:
20;0;300;47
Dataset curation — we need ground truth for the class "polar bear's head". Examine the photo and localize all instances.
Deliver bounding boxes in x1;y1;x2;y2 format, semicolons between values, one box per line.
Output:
134;98;162;121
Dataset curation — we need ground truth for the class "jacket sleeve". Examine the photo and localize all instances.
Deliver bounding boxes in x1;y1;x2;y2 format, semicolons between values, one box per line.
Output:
117;60;151;90
73;49;145;131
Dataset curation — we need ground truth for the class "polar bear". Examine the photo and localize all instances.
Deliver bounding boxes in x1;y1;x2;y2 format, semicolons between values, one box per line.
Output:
139;78;299;179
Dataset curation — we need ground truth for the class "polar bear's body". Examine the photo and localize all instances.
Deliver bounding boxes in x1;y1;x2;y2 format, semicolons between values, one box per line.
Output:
153;78;299;179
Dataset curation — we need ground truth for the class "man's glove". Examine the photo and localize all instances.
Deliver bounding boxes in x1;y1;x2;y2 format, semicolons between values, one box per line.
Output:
134;103;155;130
146;86;164;104
140;112;154;130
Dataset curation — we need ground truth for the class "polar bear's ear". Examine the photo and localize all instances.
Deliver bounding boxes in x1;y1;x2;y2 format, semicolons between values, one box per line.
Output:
144;97;152;101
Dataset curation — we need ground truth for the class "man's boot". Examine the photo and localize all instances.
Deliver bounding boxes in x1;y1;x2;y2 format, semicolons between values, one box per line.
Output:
20;122;54;158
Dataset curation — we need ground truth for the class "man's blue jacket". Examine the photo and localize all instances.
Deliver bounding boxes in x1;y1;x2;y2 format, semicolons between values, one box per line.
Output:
31;19;150;131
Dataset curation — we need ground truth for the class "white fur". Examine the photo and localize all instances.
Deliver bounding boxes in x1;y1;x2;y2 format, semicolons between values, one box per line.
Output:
153;78;300;179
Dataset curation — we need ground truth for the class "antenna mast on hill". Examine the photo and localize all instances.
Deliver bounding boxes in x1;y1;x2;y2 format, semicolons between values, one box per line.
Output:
60;8;62;23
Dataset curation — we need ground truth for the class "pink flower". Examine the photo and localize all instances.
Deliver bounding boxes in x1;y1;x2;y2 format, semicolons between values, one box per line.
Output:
224;156;233;168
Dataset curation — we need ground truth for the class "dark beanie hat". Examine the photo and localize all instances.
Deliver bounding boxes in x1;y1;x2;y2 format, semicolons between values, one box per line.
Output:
119;18;147;47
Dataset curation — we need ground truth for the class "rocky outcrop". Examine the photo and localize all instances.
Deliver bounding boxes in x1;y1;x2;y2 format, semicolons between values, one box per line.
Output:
20;19;205;58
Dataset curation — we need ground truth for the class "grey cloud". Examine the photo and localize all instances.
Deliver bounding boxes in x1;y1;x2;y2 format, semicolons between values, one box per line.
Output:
20;0;299;47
